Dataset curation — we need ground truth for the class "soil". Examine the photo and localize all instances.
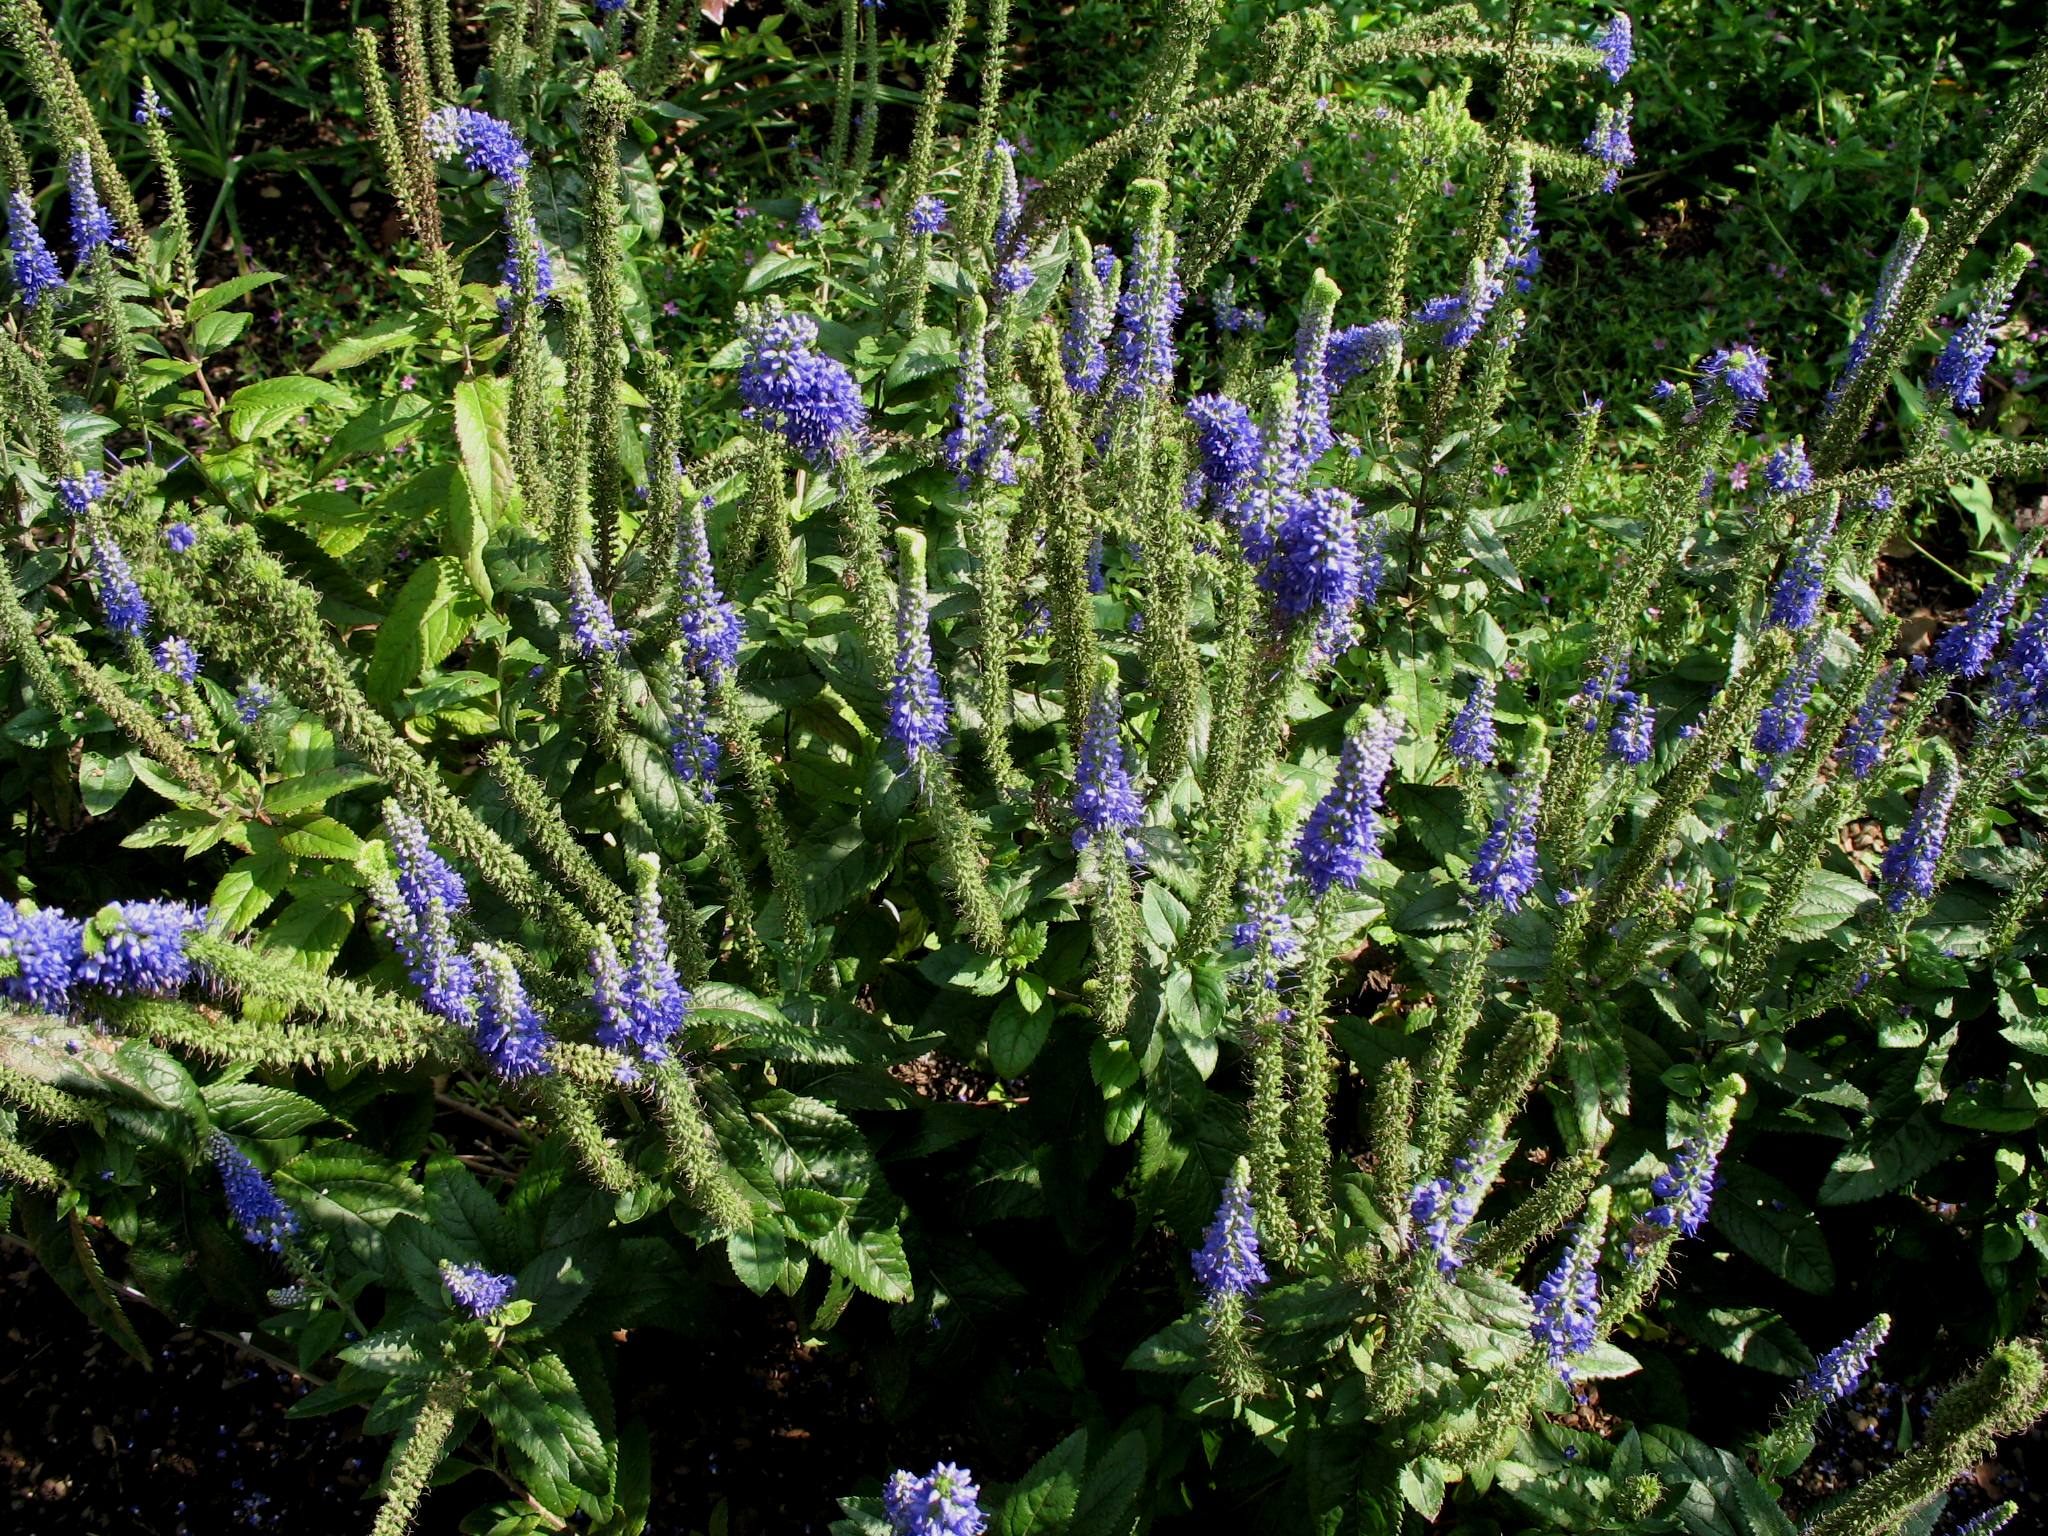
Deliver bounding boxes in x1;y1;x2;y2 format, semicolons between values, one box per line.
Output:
1;1242;902;1536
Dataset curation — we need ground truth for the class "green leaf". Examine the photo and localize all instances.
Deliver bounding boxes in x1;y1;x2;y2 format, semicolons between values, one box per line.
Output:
310;313;425;373
988;975;1052;1077
742;252;816;293
726;1209;787;1296
212;849;289;932
79;750;135;815
311;393;433;478
1712;1165;1834;1293
807;1209;913;1302
227;374;352;441
186;271;283;322
367;557;487;705
201;1081;332;1138
482;1351;613;1517
1638;1425;1797;1536
193;307;252;354
261;766;382;818
1818;1110;1956;1205
996;1429;1087;1536
1070;1430;1147;1536
453;375;510;524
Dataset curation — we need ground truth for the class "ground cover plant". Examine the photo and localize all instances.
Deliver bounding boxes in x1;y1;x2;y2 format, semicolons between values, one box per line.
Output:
2;1;2048;1533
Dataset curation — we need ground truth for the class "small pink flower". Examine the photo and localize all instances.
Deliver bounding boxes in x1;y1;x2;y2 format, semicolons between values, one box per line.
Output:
399;374;416;391
1729;461;1750;491
333;477;349;492
662;300;680;316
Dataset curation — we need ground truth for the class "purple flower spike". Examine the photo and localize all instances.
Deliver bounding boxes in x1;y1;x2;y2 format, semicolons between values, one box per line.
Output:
1929;540;2036;678
1297;710;1400;896
737;310;868;464
7;189;62;307
1596;11;1634;82
1191;1171;1269;1301
441;1260;517;1319
1805;1315;1890;1403
422;108;532;186
1879;751;1957;912
1446;675;1498;766
209;1132;300;1253
1471;773;1542;910
1531;1221;1604;1381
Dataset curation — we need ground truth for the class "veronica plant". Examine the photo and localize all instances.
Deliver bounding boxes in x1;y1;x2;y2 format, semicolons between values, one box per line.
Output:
4;3;2048;1533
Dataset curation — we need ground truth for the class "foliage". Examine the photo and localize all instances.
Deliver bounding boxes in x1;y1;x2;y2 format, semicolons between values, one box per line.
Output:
1;2;2047;1533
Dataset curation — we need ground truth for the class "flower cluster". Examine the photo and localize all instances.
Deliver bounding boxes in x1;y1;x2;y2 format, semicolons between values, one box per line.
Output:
1701;344;1771;408
908;194;948;237
441;1260;518;1319
1991;602;2048;728
678;497;743;680
945;316;1017;488
209;1132;300;1253
1110;225;1183;401
76;901;207;994
1583;96;1635;193
422;108;532;186
471;943;556;1080
1836;664;1900;779
1753;632;1827;767
1929;542;2034;678
1764;437;1813;495
1608;691;1655;766
1063;244;1116;395
1191;1172;1269;1301
1879;751;1957;912
67;152;119;259
0;898;207;1012
1233;843;1298;965
0;901;87;1013
1470;774;1542;910
1446;675;1497;765
86;523;150;639
153;636;202;684
1596;11;1634;82
7;189;62;308
374;804;478;1026
589;881;691;1065
1646;1131;1723;1237
889;570;951;766
1768;504;1836;631
737;309;868;464
1071;672;1143;853
1409;1136;1508;1274
1804;1314;1890;1403
566;561;630;658
1297;710;1400;895
668;672;723;801
1928;251;2027;412
883;1462;987;1536
1531;1221;1604;1382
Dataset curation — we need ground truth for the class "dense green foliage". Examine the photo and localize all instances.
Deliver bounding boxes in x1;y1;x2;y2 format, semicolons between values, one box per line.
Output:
2;3;2047;1534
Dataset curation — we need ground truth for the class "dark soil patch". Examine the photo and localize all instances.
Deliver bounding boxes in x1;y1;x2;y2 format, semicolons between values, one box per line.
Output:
2;1248;381;1535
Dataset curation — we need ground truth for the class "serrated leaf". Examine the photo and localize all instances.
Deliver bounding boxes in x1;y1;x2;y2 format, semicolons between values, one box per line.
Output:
201;1081;332;1138
996;1429;1087;1536
807;1212;912;1302
1070;1430;1147;1536
1713;1165;1834;1293
310;314;425;373
367;557;486;705
483;1351;613;1517
228;374;352;441
1819;1111;1955;1205
187;271;283;322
